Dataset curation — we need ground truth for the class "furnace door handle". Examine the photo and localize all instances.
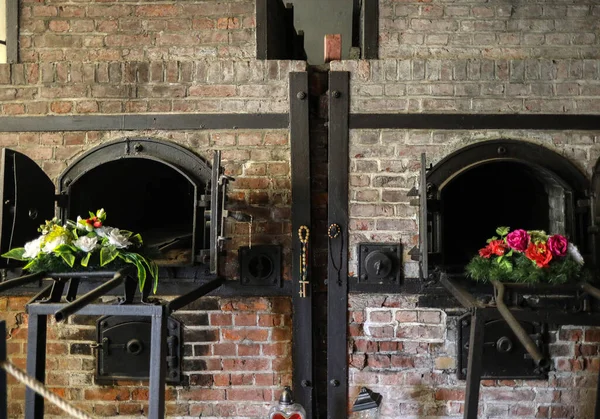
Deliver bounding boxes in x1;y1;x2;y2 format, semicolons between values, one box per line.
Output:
94;338;144;356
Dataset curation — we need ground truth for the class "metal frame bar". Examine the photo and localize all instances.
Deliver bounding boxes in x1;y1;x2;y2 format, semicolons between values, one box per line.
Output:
255;0;268;60
361;0;379;59
290;71;314;417
0;320;7;419
327;72;350;419
24;311;47;419
0;271;45;293
349;113;600;130
165;276;224;315
5;0;18;64
6;277;293;298
25;303;166;419
0;114;289;132
464;309;484;419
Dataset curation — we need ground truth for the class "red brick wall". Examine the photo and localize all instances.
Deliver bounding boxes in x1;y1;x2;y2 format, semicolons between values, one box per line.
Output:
1;295;292;417
349;295;600;418
339;1;600;417
1;2;300;416
2;0;600;418
19;1;256;62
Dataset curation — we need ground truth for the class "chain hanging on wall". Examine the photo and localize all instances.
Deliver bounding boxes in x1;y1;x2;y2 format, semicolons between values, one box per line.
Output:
298;226;310;297
328;223;343;286
248;214;253;249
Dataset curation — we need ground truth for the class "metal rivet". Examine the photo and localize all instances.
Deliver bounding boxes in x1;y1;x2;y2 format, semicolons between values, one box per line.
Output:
330;379;340;387
28;209;38;220
134;143;143;152
497;146;507;155
301;380;311;387
332;91;341;98
297;91;307;100
64;178;72;187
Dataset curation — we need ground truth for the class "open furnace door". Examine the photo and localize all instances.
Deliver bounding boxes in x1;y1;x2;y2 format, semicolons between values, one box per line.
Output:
0;149;55;268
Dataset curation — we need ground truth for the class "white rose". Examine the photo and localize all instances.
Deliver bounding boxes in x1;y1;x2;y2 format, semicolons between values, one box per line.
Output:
23;237;43;259
96;226;114;238
73;236;98;253
107;229;132;249
42;237;67;253
568;243;585;266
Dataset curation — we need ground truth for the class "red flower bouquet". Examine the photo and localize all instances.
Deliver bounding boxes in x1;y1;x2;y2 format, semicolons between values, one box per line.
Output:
466;227;584;284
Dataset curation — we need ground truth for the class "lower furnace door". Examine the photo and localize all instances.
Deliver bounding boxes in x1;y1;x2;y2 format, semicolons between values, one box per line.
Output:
95;315;182;384
457;315;547;380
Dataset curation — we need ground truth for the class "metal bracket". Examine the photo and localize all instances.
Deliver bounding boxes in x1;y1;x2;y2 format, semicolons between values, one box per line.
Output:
407;153;429;280
358;243;402;284
239;245;282;287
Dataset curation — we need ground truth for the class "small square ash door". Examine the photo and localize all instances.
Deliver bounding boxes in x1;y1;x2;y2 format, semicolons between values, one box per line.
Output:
457;316;547;380
95;315;182;384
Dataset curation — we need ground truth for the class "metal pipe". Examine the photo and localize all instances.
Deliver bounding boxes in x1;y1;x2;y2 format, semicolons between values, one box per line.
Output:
580;282;600;301
54;268;131;323
27;283;53;305
439;273;484;309
0;271;45;294
491;280;551;371
166;277;225;315
46;271;126;279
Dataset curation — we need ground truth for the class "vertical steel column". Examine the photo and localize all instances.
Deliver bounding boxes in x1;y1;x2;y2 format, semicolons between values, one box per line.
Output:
361;0;379;59
464;309;485;419
25;313;47;419
0;321;7;419
148;306;167;419
6;0;19;63
595;362;600;419
290;71;314;417
327;71;349;419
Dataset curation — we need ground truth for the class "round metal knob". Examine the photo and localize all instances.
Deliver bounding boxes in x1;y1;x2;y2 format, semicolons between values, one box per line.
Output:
297;91;307;100
496;336;513;353
133;143;143;152
126;339;144;355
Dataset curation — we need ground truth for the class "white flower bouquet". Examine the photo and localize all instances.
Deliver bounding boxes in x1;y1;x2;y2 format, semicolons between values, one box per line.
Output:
2;209;158;292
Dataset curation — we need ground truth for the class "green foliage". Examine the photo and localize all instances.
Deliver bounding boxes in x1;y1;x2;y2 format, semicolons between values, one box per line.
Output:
1;210;158;293
466;251;583;284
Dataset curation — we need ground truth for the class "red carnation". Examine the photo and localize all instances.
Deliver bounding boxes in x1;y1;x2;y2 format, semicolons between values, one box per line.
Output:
525;242;553;268
489;239;507;256
479;245;493;258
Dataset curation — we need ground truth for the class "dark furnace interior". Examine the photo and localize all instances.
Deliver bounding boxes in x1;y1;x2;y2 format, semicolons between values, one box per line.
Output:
441;161;554;269
68;158;202;266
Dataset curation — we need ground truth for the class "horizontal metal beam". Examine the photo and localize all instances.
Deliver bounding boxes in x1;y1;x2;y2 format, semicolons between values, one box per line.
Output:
0;114;289;132
350;113;600;130
27;302;163;317
6;277;293;299
482;307;600;326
